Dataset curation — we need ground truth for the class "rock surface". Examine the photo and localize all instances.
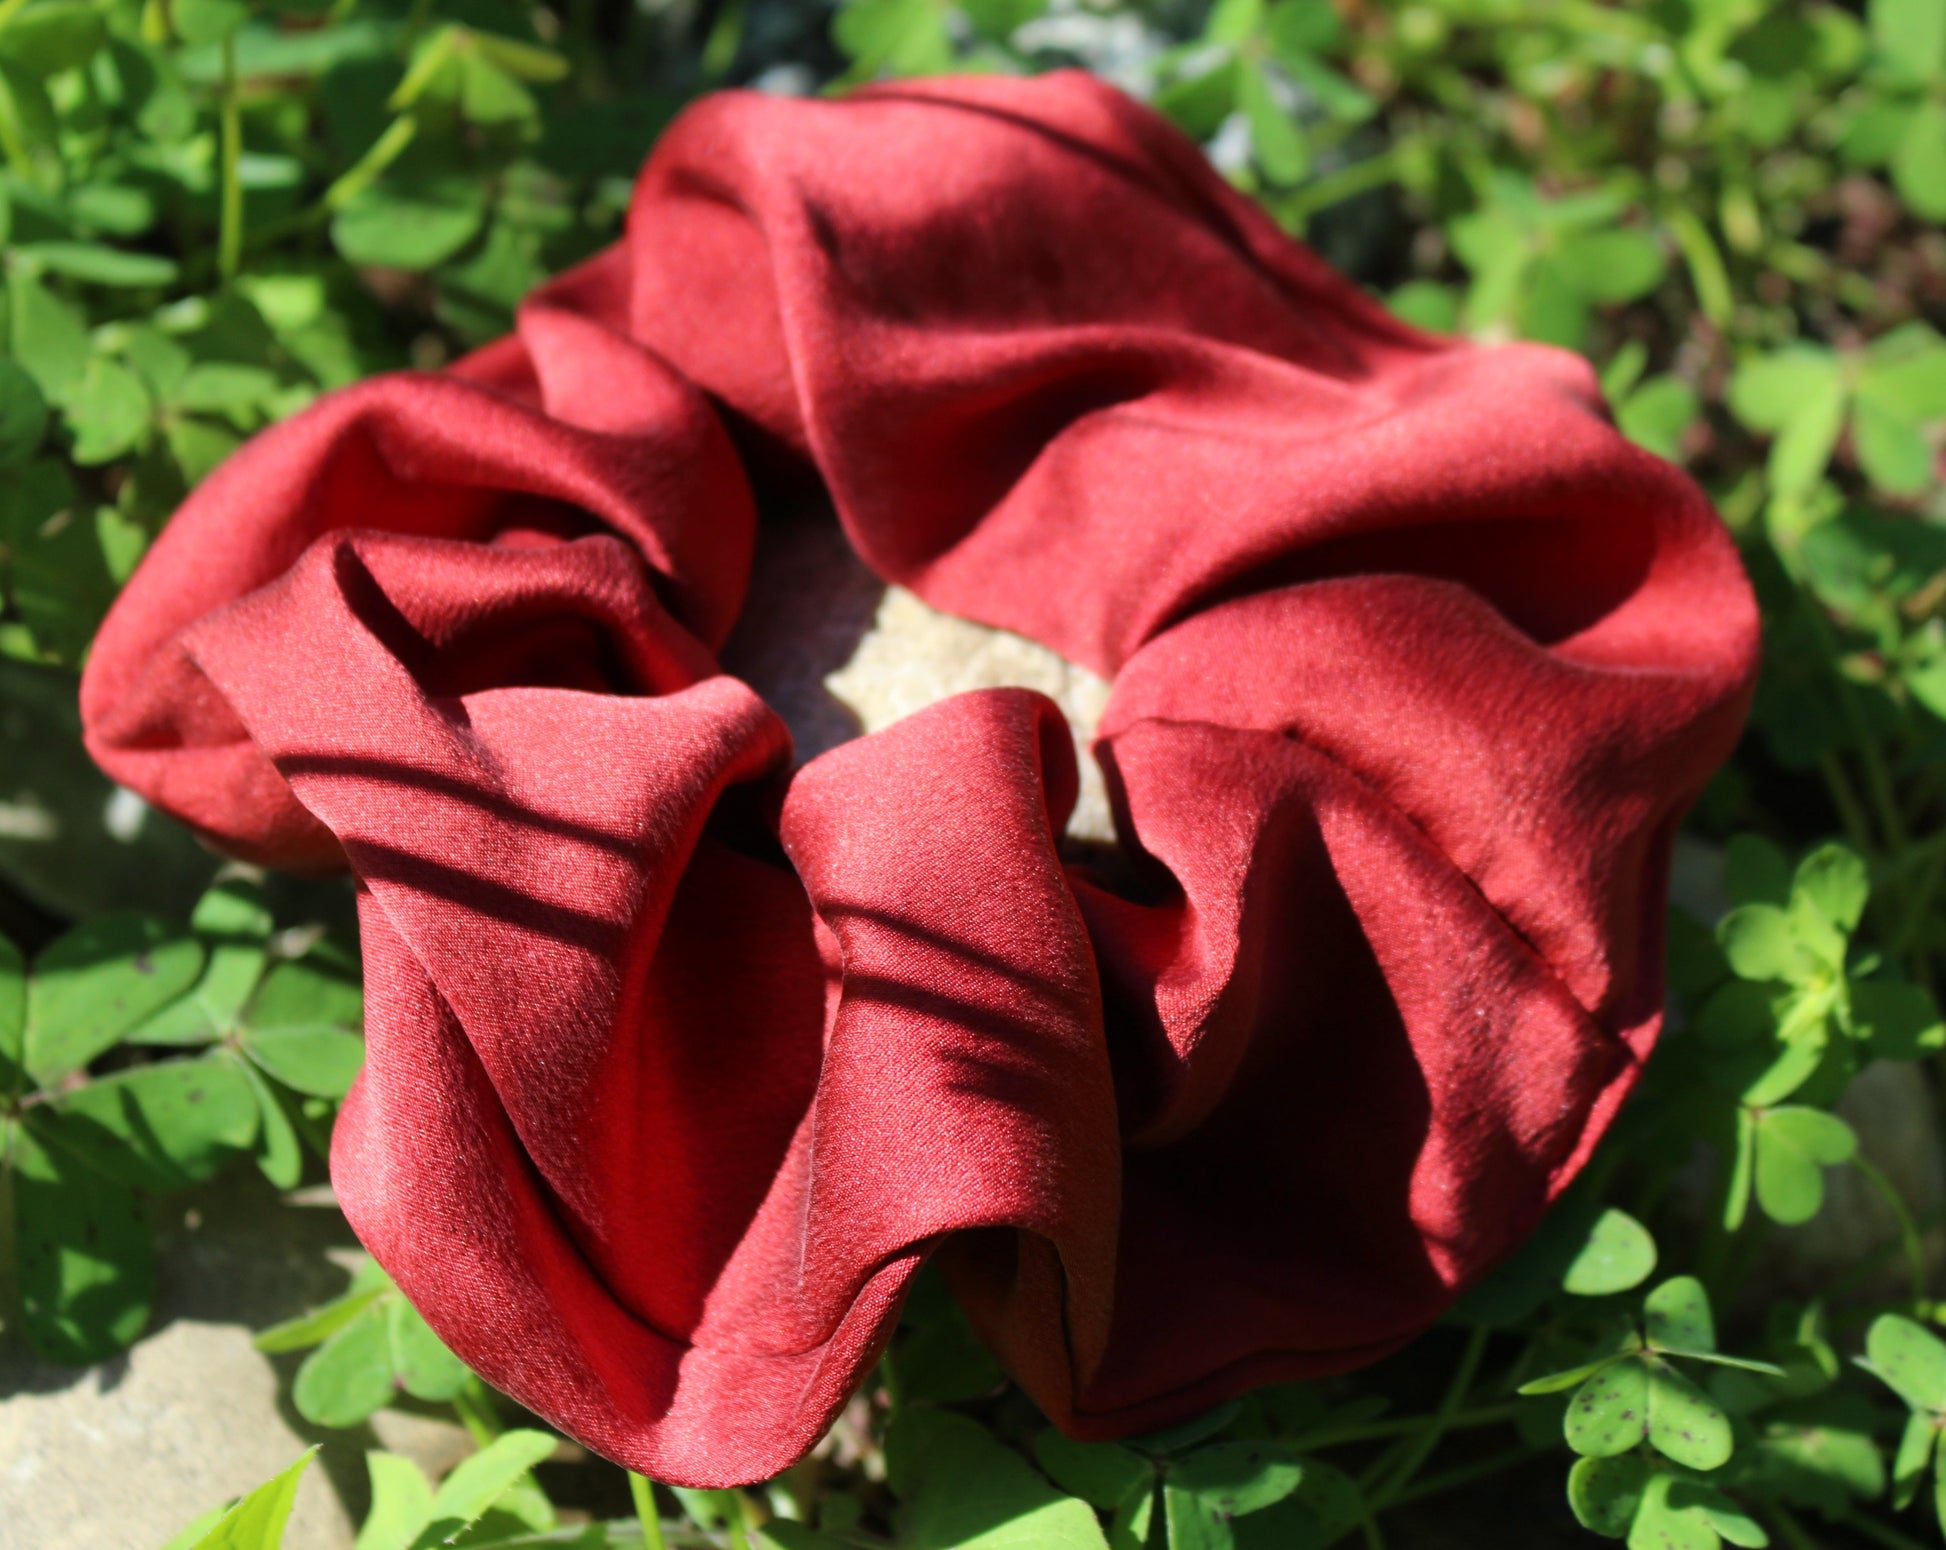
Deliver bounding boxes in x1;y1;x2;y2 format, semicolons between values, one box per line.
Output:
0;1176;363;1549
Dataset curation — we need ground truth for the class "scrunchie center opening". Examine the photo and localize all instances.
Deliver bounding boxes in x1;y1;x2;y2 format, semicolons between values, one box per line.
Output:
718;502;1116;842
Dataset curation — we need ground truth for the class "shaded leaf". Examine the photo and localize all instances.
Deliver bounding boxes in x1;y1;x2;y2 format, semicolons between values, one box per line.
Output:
1566;1359;1650;1457
889;1409;1110;1550
25;912;204;1085
1568;1453;1646;1537
292;1303;396;1427
1850;980;1945;1060
388;1296;469;1401
0;355;49;468
0;933;24;1093
1169;1441;1303;1518
1033;1430;1154;1511
10;1116;154;1363
44;1054;257;1190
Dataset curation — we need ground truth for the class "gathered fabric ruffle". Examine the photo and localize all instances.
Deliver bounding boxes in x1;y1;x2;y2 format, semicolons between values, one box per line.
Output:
81;70;1758;1487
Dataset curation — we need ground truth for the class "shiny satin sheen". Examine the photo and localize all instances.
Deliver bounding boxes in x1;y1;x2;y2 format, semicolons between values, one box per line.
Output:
79;71;1759;1486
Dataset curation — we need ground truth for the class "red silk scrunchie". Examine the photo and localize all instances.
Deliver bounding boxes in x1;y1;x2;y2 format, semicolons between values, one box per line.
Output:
80;71;1758;1486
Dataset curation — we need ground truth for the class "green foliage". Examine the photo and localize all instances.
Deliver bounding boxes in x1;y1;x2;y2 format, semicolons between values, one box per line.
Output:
255;1256;472;1426
0;876;360;1362
1861;1315;1946;1536
167;1448;317;1550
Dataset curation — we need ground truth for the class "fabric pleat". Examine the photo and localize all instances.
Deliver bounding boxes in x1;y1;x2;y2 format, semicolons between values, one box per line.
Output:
80;70;1758;1486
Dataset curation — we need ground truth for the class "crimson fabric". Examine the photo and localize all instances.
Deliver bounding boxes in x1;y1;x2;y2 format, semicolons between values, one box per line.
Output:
80;71;1758;1486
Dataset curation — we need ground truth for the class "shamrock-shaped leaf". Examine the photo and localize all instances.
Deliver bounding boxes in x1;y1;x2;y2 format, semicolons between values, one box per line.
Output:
1717;905;1804;984
1742;1392;1886;1516
888;1409;1109;1550
331;178;487;272
1861;1315;1946;1533
7;1115;155;1363
1034;1431;1155;1512
1568;1452;1647;1536
1645;1276;1716;1355
1168;1440;1303;1518
261;1258;478;1427
291;1298;397;1427
25;911;204;1085
62;357;152;466
1563;1209;1659;1297
44;1053;259;1191
1791;845;1868;935
1566;1358;1651;1457
1646;1362;1734;1472
1616;375;1700;462
1753;1107;1857;1225
1866;1315;1946;1414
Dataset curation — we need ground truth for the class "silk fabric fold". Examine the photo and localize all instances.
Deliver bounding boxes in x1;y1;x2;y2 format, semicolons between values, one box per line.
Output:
80;70;1759;1485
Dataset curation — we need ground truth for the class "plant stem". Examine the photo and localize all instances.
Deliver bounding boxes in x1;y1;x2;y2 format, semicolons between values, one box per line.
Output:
0;1121;18;1346
1838;1510;1938;1550
1886;828;1946;956
1765;1504;1822;1550
1383;1445;1536;1510
453;1380;503;1446
1359;1516;1387;1550
1371;1325;1490;1508
1827;1203;1946;1307
1818;753;1879;866
1851;1153;1930;1308
1355;1437;1414;1498
1663;204;1733;328
1278;145;1405;225
628;1474;666;1550
724;1492;752;1550
218;31;244;283
1801;602;1907;858
1285;1402;1521;1453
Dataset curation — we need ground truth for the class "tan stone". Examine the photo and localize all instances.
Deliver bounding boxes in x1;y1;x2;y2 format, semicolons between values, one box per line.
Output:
0;1177;363;1549
722;510;1115;841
